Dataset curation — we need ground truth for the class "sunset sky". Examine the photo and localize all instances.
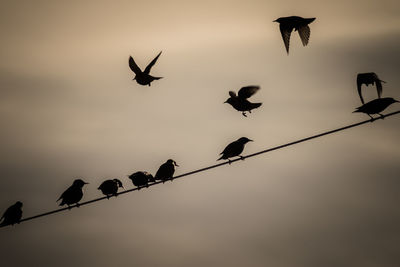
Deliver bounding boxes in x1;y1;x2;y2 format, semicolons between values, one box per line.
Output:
1;0;400;266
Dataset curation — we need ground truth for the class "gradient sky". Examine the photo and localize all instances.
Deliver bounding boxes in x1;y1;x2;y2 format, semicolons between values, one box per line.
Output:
1;0;400;266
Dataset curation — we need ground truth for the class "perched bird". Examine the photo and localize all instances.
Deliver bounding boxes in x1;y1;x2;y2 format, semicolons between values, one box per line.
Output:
57;179;88;208
224;86;262;117
357;72;386;104
0;201;23;227
273;16;316;54
353;97;398;120
98;179;124;198
155;159;179;183
129;51;163;86
128;171;154;189
218;137;253;163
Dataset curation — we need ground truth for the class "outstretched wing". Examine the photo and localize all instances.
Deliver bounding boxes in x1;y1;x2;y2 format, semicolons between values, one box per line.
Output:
356;74;365;104
238;86;260;99
144;51;162;74
298;25;311;46
129;56;142;74
279;24;292;54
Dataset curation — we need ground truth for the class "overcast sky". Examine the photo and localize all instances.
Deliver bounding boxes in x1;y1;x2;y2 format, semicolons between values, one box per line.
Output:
1;0;400;266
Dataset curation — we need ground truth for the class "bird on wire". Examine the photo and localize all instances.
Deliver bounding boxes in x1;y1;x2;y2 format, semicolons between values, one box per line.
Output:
98;179;124;198
218;137;253;164
356;72;386;104
224;85;262;117
273;16;316;54
128;171;154;189
155;159;179;183
129;51;163;86
353;97;398;120
0;201;23;227
57;179;89;208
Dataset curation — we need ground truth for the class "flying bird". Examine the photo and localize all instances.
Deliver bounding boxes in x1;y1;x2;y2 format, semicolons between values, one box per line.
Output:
129;51;163;86
0;201;23;227
57;179;88;208
155;159;179;183
218;137;253;163
357;72;386;104
273;16;316;54
353;97;398;120
98;179;124;198
224;86;262;117
128;171;154;189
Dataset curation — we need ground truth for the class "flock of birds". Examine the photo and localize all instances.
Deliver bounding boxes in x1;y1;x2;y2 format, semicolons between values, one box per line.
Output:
1;16;398;227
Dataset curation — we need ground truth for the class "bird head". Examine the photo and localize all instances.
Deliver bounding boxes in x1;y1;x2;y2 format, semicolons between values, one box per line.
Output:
389;98;399;104
167;159;179;167
15;201;23;208
113;179;124;189
73;179;89;188
224;98;233;105
238;137;253;144
273;18;282;23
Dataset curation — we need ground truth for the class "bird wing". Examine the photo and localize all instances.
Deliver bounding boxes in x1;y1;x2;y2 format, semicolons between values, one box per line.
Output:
229;91;237;98
238;86;260;99
356;75;365;104
298;25;311;46
129;56;142;74
279;24;292;53
144;51;162;74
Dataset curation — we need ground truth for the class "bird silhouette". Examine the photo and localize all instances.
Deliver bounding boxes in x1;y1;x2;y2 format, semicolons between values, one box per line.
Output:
357;72;386;104
0;201;23;227
155;159;179;183
57;179;88;208
353;97;398;120
224;86;262;117
218;137;253;163
98;179;124;198
273;16;316;54
129;51;163;86
128;171;154;189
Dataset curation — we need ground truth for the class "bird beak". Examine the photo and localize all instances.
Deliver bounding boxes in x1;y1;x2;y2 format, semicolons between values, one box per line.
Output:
84;182;89;184
224;100;228;104
249;139;254;142
273;19;277;22
174;162;179;167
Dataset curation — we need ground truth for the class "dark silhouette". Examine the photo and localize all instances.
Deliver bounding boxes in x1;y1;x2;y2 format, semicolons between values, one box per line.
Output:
57;179;88;208
218;137;253;163
357;72;386;104
224;86;262;117
353;97;398;120
129;51;163;86
98;179;124;198
155;159;179;183
128;171;154;189
273;16;316;54
0;201;23;227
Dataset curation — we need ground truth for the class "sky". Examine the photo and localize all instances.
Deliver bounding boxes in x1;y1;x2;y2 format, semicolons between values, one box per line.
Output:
0;0;400;266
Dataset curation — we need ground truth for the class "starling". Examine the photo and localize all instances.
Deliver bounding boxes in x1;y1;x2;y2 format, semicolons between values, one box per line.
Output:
273;16;316;54
224;86;262;117
128;171;154;188
129;51;163;86
57;179;88;208
155;159;179;183
357;72;386;104
0;201;23;227
353;97;398;120
218;137;253;163
98;179;124;198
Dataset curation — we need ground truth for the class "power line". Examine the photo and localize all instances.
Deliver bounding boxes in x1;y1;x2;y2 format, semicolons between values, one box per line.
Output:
2;110;400;228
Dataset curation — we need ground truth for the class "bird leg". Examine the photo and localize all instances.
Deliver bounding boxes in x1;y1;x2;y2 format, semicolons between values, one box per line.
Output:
242;112;247;117
76;203;80;208
379;113;385;119
67;205;72;210
240;156;245;161
368;114;374;122
228;159;232;165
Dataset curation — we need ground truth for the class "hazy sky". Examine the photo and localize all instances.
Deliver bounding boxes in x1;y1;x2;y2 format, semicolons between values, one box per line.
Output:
1;0;400;266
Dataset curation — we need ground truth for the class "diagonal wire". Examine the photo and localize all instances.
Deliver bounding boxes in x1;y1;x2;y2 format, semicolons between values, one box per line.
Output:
2;110;400;228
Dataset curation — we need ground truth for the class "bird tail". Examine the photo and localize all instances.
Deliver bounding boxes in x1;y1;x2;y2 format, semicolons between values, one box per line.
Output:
352;108;361;113
217;155;224;161
152;76;163;80
251;103;262;109
306;18;316;23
